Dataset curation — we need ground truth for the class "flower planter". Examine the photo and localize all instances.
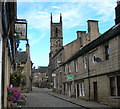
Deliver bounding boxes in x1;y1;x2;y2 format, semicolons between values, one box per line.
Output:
15;99;26;105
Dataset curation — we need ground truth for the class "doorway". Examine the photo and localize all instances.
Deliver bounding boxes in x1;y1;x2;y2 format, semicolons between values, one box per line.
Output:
93;82;98;101
63;83;65;95
76;83;79;98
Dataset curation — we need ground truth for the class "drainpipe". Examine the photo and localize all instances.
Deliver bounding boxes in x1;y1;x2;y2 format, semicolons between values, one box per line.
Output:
87;53;90;101
0;36;3;109
2;36;6;108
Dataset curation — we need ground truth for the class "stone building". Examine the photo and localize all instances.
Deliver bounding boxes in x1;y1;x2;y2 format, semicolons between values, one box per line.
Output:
32;66;48;88
48;1;120;107
48;13;63;89
0;1;17;108
32;68;38;86
16;41;32;92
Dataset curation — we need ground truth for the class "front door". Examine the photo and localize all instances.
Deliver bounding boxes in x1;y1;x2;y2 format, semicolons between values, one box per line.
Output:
93;82;98;101
63;84;65;95
69;84;71;96
76;84;79;98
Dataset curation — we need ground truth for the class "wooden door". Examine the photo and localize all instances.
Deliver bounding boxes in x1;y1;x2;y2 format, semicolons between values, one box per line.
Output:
93;82;98;101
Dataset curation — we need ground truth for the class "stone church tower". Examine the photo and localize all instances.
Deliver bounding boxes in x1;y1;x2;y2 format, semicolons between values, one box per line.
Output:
50;13;63;58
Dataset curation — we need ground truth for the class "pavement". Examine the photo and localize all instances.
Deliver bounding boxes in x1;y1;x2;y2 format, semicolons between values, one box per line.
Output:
45;88;112;109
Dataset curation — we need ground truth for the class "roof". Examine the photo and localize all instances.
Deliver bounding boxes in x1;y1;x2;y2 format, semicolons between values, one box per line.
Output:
32;68;39;73
16;51;28;63
52;47;64;59
38;66;48;73
62;23;120;65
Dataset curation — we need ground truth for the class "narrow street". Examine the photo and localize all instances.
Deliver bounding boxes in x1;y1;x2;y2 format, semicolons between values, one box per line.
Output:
22;87;84;108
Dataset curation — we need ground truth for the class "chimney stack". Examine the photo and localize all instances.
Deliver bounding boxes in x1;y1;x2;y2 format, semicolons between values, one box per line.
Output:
77;31;86;47
87;20;100;41
26;40;30;60
115;0;120;24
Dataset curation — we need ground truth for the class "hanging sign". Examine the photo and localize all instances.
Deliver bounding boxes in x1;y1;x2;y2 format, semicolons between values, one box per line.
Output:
67;75;73;81
15;22;27;40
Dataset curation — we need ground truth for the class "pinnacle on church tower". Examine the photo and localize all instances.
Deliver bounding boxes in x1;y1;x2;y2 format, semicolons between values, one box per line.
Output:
117;0;120;5
60;13;62;23
51;13;52;23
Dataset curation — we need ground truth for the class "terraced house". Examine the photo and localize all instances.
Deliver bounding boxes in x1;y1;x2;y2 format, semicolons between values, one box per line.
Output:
48;2;120;107
0;1;17;108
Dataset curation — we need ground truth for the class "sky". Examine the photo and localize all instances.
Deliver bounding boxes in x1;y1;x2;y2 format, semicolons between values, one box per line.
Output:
17;0;116;68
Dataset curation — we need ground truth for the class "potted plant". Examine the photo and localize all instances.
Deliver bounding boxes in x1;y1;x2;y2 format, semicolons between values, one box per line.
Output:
7;87;22;103
10;68;25;87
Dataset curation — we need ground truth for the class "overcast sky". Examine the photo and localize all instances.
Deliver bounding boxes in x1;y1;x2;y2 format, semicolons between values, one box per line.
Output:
17;0;116;68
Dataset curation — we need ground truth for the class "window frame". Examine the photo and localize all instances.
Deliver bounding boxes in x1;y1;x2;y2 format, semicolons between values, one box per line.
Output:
84;56;87;69
105;44;109;60
92;54;96;63
110;76;120;96
68;63;71;72
64;65;66;74
74;59;78;72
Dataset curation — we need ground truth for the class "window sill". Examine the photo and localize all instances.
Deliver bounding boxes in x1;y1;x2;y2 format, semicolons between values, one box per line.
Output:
108;96;120;99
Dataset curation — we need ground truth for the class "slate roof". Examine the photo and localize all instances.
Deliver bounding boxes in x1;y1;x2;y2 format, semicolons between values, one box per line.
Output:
32;68;39;73
62;23;120;65
16;51;28;63
38;66;48;73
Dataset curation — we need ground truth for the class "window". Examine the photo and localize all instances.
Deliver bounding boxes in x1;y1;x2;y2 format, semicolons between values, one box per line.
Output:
84;56;87;69
82;83;85;96
58;75;59;89
68;63;71;72
57;58;58;67
105;45;109;60
79;84;82;96
79;83;85;97
110;76;120;96
64;65;66;74
55;28;58;37
117;76;120;96
74;59;78;72
92;54;96;63
110;77;116;96
60;54;62;62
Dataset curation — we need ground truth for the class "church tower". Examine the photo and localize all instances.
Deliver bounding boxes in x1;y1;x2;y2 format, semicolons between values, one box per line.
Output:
50;13;63;58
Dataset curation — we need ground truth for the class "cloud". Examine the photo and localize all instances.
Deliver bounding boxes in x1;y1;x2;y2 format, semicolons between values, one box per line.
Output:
30;33;45;46
18;1;116;33
31;53;49;67
88;1;116;22
18;1;117;67
27;11;50;31
16;0;115;2
52;6;60;9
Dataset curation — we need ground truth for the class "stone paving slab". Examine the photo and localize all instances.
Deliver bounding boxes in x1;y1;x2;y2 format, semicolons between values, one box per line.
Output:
47;90;112;109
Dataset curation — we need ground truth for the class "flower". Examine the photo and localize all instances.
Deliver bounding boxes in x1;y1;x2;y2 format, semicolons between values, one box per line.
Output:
7;87;22;103
10;68;25;87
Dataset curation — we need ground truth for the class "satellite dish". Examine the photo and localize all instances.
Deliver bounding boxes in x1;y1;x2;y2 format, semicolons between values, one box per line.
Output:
19;48;22;51
95;57;102;62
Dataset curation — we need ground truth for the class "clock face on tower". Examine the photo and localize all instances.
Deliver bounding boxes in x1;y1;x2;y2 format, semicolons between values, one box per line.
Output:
54;39;60;46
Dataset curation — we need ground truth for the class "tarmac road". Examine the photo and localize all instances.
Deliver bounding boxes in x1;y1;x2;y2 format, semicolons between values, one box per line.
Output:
22;87;85;108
